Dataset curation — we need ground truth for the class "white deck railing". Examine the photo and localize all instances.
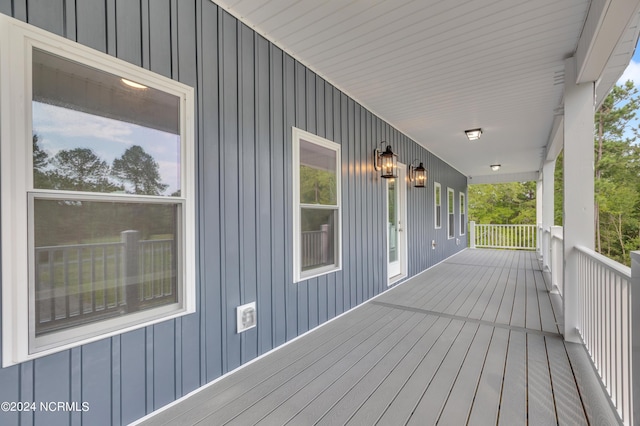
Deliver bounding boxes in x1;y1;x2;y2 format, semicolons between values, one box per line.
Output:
469;222;537;250
576;246;632;425
474;222;640;424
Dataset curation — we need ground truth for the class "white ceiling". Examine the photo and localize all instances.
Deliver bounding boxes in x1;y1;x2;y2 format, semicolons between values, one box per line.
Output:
212;0;640;183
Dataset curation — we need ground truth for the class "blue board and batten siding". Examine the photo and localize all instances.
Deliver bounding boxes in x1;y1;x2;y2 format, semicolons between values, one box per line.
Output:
0;1;467;425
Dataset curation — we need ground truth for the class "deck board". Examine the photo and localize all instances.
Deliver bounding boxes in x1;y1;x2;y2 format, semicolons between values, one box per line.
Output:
139;249;616;426
498;331;527;425
467;327;510;425
527;334;557;425
436;324;494;425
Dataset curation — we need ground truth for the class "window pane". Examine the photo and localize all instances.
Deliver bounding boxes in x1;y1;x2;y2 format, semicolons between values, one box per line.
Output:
33;198;178;336
388;178;398;262
300;208;337;271
299;139;337;205
32;48;181;196
448;191;454;214
449;214;455;238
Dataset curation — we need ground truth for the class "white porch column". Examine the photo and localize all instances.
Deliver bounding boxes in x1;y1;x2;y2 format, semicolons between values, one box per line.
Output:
563;57;595;343
536;179;542;255
541;159;556;270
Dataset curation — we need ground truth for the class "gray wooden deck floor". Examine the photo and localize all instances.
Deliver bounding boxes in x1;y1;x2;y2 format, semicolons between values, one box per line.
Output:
140;249;619;426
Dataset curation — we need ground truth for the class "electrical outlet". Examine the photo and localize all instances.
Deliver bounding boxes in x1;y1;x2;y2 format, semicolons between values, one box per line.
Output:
236;302;256;333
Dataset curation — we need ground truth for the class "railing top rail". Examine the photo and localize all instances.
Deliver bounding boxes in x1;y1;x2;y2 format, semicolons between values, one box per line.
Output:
139;239;173;245
575;245;631;278
475;224;536;227
36;241;124;251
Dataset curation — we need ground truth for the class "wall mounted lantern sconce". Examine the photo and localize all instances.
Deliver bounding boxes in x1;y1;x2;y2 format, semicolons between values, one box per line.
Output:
409;160;427;188
490;164;501;171
373;142;398;179
464;128;482;141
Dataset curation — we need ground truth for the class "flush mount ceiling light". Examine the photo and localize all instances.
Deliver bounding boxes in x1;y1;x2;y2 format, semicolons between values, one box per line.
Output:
464;128;482;141
490;164;501;171
121;78;147;89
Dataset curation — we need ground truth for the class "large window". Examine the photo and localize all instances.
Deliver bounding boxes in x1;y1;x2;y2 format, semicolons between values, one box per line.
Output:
448;188;455;239
0;16;195;365
460;192;466;235
293;128;341;282
434;182;442;229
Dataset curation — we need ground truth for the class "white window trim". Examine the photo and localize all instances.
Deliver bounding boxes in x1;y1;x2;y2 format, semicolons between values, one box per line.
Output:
447;187;455;239
434;182;442;229
459;192;466;236
0;15;196;366
292;127;342;283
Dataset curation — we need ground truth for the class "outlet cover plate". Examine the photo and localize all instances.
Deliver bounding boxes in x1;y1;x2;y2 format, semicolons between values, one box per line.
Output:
236;302;257;333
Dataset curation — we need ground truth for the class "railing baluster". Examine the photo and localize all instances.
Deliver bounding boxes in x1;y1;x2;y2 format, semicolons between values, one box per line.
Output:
470;224;537;250
576;246;633;425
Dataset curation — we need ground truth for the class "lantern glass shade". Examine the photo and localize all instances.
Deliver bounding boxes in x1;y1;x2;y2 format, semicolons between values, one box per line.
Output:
412;162;427;188
378;145;397;179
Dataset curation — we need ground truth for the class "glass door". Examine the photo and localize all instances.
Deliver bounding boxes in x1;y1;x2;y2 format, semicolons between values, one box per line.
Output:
387;163;406;282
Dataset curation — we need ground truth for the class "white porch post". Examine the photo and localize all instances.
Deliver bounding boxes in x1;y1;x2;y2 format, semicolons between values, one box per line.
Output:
469;221;476;249
541;159;556;271
536;179;542;255
563;57;595;343
631;251;640;425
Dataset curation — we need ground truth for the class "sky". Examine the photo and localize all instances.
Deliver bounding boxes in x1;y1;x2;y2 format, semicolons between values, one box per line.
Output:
617;47;640;85
615;45;640;141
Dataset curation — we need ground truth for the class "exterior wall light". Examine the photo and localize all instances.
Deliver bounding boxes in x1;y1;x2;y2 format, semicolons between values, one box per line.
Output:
464;128;482;141
490;164;501;171
373;142;398;179
409;160;427;188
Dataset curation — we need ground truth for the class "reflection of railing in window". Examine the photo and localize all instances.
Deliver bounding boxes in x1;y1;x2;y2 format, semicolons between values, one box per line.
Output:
34;231;175;335
301;224;330;270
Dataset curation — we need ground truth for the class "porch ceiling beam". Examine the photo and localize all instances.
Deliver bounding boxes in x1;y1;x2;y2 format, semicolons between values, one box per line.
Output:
545;115;564;163
468;171;539;185
575;0;640;84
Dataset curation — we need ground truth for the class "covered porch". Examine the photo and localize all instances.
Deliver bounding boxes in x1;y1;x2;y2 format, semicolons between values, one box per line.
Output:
138;248;617;425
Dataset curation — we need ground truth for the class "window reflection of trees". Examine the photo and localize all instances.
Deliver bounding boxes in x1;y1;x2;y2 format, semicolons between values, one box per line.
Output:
33;133;168;196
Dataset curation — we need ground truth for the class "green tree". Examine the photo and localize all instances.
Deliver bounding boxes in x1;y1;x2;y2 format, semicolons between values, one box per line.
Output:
49;148;119;192
112;145;168;195
468;182;536;225
300;166;337;204
32;134;51;189
594;81;640;254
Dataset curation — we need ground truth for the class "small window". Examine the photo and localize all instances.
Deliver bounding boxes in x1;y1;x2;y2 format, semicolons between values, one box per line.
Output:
0;16;195;365
459;192;466;235
293;128;342;282
434;182;442;229
447;188;455;239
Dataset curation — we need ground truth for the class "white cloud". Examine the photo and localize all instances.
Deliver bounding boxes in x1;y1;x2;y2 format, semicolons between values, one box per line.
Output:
618;59;640;85
33;102;133;144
